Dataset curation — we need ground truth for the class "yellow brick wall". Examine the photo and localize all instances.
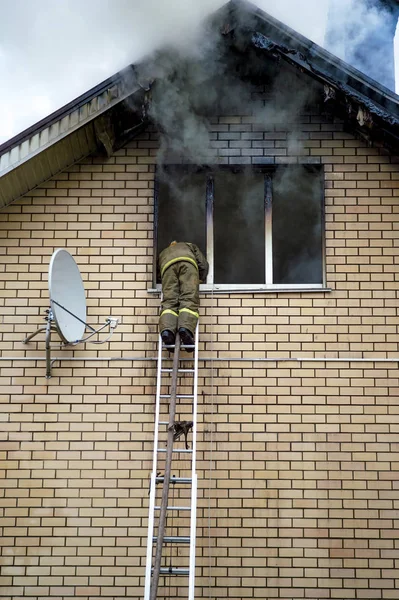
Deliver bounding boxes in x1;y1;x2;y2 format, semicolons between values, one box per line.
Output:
1;110;399;600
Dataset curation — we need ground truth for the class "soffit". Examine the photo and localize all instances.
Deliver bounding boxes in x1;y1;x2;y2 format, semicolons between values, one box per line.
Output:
0;68;144;209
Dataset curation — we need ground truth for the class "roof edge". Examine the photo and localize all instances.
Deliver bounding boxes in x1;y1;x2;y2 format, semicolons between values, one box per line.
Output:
227;0;399;111
0;65;136;156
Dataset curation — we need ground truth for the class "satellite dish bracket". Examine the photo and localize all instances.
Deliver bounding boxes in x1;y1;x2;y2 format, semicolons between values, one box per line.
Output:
23;307;116;378
23;309;58;378
23;249;119;378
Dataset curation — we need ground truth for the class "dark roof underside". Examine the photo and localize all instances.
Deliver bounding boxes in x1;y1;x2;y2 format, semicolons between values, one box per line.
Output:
220;0;399;153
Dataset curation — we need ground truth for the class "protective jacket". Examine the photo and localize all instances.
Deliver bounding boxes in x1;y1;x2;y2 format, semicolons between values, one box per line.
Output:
159;242;209;282
158;242;209;338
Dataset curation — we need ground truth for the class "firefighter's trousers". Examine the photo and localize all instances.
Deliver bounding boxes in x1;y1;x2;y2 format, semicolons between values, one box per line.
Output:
159;261;199;337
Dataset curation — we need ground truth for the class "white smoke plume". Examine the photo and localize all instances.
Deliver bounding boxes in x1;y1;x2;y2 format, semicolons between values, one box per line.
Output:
0;0;327;145
325;0;399;91
0;0;398;146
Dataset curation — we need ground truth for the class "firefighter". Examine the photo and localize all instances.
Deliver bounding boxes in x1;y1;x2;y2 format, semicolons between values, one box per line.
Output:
158;241;209;352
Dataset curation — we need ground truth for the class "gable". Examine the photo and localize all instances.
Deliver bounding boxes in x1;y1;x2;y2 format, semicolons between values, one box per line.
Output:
1;0;399;211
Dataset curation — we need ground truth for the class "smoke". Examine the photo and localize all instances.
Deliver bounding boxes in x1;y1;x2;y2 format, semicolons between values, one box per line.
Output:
0;0;328;146
142;39;257;165
272;165;323;284
0;0;398;147
150;19;323;284
139;2;323;169
0;0;225;145
213;168;265;284
144;2;323;280
325;0;399;91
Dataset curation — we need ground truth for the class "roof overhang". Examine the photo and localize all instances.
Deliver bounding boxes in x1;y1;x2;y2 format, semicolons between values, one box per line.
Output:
0;67;146;209
220;0;399;153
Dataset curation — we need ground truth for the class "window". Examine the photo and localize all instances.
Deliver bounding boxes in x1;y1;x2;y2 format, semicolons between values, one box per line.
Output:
154;165;325;290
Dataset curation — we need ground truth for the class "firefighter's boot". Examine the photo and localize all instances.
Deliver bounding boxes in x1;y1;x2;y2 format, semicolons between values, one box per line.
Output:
161;329;175;351
179;327;194;353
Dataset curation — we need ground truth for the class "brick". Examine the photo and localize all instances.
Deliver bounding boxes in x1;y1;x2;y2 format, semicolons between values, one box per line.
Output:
1;93;399;600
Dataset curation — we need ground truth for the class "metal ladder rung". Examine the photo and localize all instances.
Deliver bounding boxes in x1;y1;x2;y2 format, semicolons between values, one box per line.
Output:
160;394;194;399
162;345;194;350
154;536;190;544
158;568;190;576
156;476;192;484
158;448;193;453
161;368;195;373
154;505;190;511
158;421;192;429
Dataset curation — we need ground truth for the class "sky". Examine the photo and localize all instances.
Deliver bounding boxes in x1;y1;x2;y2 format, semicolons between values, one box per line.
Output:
0;0;397;145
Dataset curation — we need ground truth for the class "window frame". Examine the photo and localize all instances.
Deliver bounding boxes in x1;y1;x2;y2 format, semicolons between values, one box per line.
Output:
153;164;327;292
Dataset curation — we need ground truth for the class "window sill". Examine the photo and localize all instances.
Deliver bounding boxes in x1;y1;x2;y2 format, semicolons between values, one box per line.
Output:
148;285;332;294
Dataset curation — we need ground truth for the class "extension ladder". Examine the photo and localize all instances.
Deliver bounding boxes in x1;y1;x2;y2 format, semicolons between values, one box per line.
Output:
144;326;199;600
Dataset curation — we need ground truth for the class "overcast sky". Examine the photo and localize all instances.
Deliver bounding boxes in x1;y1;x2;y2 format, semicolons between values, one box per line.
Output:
0;0;397;145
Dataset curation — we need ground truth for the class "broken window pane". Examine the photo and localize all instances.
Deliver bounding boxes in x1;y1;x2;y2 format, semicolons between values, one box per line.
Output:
272;166;323;284
214;169;265;284
157;168;207;278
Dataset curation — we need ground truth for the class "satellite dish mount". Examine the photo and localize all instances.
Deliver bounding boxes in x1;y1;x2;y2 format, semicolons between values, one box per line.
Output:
23;249;119;378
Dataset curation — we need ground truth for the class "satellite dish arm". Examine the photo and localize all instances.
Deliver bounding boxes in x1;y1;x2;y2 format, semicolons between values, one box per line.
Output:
51;299;96;333
51;298;115;345
68;319;115;345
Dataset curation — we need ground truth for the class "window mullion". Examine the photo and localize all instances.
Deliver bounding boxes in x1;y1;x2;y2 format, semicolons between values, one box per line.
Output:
264;174;273;285
153;175;160;287
206;175;214;285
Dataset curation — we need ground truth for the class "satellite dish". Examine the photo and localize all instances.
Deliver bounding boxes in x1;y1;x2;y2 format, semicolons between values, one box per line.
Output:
23;248;119;378
48;248;87;344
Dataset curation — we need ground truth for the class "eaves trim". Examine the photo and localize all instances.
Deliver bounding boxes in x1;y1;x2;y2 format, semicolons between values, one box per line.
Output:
228;0;399;117
0;67;140;178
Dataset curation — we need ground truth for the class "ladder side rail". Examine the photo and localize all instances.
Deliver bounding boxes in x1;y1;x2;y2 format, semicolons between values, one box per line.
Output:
191;323;199;481
150;334;181;600
144;334;164;600
188;323;199;600
188;474;198;600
